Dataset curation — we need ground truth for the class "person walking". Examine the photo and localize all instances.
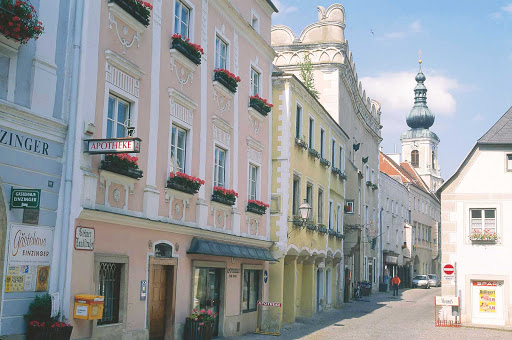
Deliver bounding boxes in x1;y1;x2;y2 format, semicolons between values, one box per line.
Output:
391;274;401;296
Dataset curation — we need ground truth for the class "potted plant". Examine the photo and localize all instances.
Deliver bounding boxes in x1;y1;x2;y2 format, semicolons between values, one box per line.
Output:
25;293;73;340
344;204;351;213
213;68;241;93
317;224;328;233
469;230;498;242
108;0;153;27
171;33;204;65
336;232;344;239
0;0;44;44
306;220;317;231
371;183;378;190
167;172;204;194
101;153;143;179
211;186;238;206
292;215;303;227
366;180;372;187
328;229;337;236
184;309;216;340
247;199;269;215
294;136;308;150
308;148;320;159
339;172;347;180
320;157;330;167
249;94;273;116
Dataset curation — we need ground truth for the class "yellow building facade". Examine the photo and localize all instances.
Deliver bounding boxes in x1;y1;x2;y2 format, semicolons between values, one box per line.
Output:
269;73;348;323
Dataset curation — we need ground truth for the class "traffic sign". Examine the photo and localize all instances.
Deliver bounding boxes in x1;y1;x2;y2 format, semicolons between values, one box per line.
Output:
10;189;40;209
443;264;454;275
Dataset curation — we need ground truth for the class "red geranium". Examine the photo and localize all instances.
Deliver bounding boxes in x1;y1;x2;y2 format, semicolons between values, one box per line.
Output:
169;172;205;185
248;199;269;208
0;0;44;44
213;186;238;197
214;68;241;83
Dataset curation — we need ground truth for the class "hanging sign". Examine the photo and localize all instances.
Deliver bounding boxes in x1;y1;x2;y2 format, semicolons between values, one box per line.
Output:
10;189;40;209
84;137;141;154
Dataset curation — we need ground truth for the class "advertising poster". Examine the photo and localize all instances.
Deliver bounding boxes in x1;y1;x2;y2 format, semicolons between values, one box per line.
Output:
479;289;496;313
36;266;50;292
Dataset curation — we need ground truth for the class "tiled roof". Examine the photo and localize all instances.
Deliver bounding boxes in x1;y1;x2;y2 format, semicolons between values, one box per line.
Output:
478;106;512;144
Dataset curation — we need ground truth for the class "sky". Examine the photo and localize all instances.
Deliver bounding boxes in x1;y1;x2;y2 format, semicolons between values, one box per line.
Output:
272;0;512;180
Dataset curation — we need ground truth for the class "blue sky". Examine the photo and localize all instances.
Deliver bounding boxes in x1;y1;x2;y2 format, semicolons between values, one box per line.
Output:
272;0;512;179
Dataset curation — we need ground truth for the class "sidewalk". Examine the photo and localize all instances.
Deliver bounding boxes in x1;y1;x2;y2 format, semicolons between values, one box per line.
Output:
222;289;402;340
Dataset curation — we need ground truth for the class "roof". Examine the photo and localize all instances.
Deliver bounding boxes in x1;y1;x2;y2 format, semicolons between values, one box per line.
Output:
265;0;279;12
478;106;512;144
187;238;277;261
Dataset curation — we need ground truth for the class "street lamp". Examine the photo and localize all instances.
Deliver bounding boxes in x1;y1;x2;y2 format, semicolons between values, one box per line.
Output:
299;199;312;221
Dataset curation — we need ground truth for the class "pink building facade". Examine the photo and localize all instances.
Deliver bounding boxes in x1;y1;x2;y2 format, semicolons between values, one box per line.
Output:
67;0;277;338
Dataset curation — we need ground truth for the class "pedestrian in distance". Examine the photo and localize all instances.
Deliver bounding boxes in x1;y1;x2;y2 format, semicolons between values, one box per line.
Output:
391;275;401;296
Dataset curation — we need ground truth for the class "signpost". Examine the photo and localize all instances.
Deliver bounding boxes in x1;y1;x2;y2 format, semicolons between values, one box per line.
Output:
443;264;455;275
84;137;141;154
10;189;40;209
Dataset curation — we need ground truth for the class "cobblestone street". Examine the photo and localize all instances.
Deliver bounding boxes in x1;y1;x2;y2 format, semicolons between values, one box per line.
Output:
225;288;512;340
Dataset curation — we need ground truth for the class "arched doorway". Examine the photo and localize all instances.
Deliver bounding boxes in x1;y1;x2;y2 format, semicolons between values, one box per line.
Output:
0;181;7;318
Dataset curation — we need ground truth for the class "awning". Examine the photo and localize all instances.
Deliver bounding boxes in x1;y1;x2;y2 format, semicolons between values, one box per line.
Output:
187;238;277;262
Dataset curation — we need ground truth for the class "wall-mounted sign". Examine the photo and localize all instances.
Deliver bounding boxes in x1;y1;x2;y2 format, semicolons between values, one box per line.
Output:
385;256;398;265
10;189;40;209
75;227;95;251
264;270;268;283
8;225;53;265
140;280;147;300
84;137;141;154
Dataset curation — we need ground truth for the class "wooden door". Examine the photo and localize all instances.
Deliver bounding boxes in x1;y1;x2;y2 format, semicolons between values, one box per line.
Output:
149;265;167;340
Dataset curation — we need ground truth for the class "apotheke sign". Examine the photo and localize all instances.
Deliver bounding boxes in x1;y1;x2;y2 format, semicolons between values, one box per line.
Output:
84;137;141;154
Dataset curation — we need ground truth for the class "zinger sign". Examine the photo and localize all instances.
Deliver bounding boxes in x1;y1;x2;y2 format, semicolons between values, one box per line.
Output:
8;226;54;265
84;137;141;154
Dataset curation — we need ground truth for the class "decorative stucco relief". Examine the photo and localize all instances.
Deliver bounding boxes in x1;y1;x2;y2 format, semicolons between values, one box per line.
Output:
106;63;140;97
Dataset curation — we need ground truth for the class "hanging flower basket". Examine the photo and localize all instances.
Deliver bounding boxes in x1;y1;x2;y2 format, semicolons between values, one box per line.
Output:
184;309;216;340
0;0;44;44
213;68;241;93
247;199;269;215
211;186;238;206
171;33;203;65
100;153;143;179
109;0;152;27
167;172;204;194
249;94;273;116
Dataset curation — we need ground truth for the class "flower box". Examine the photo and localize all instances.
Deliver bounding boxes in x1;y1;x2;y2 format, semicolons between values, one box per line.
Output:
469;230;498;243
27;322;73;340
249;95;272;116
292;216;303;227
167;172;204;194
211;186;238;206
366;181;372;187
0;0;44;44
344;205;352;213
318;225;328;233
371;184;378;190
247;200;268;215
320;157;330;167
294;138;308;150
328;229;336;236
185;309;215;340
108;0;152;27
306;222;317;231
100;154;143;179
339;172;347;180
213;69;240;93
308;148;320;159
171;34;203;65
336;232;344;239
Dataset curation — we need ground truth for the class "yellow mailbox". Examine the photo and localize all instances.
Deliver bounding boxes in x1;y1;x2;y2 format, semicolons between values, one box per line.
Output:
74;294;104;320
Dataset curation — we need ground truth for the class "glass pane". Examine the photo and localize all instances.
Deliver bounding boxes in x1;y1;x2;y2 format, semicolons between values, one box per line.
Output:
242;271;249;311
177;149;184;172
193;268;207;310
471;210;481;219
108;96;115;119
181;6;188;23
485;210;495;219
177;129;186;149
107;119;113;139
116;122;126;138
249;271;259;310
174;2;180;33
181;22;188;37
117;101;127;125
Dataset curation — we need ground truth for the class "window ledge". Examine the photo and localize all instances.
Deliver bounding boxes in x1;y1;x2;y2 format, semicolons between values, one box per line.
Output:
170;48;198;73
0;34;21;53
99;169;139;194
165;187;193;202
248;107;266;122
108;2;146;34
213;80;234;99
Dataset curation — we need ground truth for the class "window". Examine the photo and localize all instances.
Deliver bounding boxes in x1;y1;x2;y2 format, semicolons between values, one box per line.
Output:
292;176;300;216
250;11;260;33
432;150;436;170
365;165;369;182
214;146;226;187
331;140;336;167
373;258;377;283
295;105;302;139
306;183;313;220
170;125;187;173
336;205;341;232
507;154;512;171
320;129;325;157
364;256;368;281
248;164;258;200
215;35;228;70
470;209;496;234
391;201;394;214
386;198;389;211
174;1;191;38
346;200;354;214
107;94;130;138
242;270;260;312
365;205;369;225
328;201;333;229
411;150;419;168
339;146;344;170
308;118;314;148
371;169;375;183
250;67;260;96
318;188;324;223
0;55;8;100
98;262;122;325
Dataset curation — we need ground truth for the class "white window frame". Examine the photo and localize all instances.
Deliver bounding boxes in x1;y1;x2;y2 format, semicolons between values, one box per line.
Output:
292;175;301;216
0;43;18;102
106;94;131;139
320;128;326;158
328;200;334;230
248;163;259;201
469;208;497;234
168;89;195;177
306;182;314;220
170;124;188;174
317;187;324;223
214;28;230;70
250;8;260;34
506;154;512;172
308;116;315;149
295;103;303;139
214;145;227;188
331;139;336;168
336;204;342;232
173;0;195;40
339;145;344;171
365;165;370;182
249;62;262;96
346;200;354;215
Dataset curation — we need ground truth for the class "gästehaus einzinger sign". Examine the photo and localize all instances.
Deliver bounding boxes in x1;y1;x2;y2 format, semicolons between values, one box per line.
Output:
84;137;141;154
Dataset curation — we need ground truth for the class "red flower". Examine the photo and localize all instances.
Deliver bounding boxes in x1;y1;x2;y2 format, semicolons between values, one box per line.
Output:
12;16;20;21
248;199;269;208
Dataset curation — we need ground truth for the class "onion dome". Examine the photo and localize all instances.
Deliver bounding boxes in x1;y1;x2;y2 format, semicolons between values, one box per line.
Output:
406;61;435;129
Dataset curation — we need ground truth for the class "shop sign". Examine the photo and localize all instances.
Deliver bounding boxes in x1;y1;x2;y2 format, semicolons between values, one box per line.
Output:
8;225;53;265
257;301;282;307
473;281;501;287
385;256;398;264
435;296;459;306
227;268;239;278
84;137;141;154
10;189;40;209
75;227;95;251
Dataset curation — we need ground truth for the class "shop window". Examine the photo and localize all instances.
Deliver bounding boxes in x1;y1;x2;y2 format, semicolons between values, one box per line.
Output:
107;94;131;138
242;270;260;312
174;1;191;38
170;124;187;173
98;262;122;325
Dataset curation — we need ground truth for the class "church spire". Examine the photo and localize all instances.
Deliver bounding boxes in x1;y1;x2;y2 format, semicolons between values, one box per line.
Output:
406;57;435;129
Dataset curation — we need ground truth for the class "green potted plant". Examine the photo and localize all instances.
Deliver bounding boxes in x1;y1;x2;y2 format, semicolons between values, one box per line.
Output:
167;172;204;194
185;309;216;340
249;94;273;116
25;293;73;340
171;33;204;65
101;153;143;179
0;0;44;44
213;68;241;93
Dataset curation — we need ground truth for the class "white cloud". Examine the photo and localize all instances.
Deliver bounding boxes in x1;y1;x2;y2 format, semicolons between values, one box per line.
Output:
360;71;461;133
272;0;298;19
379;21;422;40
503;3;512;14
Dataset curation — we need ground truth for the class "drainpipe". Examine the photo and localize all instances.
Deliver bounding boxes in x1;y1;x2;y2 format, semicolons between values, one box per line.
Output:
58;0;83;320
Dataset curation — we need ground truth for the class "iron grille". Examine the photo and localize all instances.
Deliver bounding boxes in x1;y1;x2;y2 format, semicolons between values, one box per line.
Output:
98;262;121;325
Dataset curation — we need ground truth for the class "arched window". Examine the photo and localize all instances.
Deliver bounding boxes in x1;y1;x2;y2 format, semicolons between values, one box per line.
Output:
155;243;173;258
432;151;436;170
411;150;419;168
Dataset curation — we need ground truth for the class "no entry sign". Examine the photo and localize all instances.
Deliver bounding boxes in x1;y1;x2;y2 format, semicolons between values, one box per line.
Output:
443;264;454;275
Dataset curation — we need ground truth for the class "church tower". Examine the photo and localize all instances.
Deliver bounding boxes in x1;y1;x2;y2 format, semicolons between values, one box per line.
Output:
401;60;443;192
